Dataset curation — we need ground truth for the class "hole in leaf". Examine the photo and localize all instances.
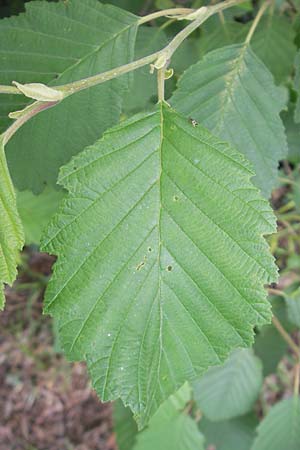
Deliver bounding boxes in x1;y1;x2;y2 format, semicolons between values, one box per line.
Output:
167;265;173;272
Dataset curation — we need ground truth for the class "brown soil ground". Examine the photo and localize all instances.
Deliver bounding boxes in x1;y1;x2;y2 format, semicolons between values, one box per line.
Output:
0;249;117;450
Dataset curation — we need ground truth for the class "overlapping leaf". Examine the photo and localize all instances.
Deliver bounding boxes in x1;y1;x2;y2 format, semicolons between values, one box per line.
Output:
251;397;300;450
132;383;205;450
0;135;24;308
171;44;288;197
199;413;258;450
17;187;65;245
193;349;263;421
197;14;296;84
41;102;277;427
114;400;138;450
250;15;296;84
0;0;138;192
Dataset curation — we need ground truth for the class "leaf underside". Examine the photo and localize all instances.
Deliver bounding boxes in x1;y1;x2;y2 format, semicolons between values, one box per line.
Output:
170;44;288;198
41;102;277;427
0;0;138;192
0;136;24;309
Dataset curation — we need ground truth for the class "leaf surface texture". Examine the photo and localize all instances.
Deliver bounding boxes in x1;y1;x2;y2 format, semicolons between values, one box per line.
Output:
42;103;277;426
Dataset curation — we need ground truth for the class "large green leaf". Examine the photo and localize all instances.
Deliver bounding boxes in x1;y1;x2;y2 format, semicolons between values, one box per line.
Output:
133;383;205;450
41;102;277;427
193;349;263;422
251;396;300;450
0;135;24;308
199;413;258;450
249;15;296;84
0;0;138;193
171;44;288;198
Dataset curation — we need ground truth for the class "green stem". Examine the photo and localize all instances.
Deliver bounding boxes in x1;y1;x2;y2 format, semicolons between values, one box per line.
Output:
245;0;271;45
59;52;161;96
157;67;166;102
2;100;58;145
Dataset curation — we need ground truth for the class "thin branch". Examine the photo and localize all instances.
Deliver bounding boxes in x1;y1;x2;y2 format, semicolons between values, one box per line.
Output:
272;315;300;357
2;101;58;145
268;288;287;298
245;0;271;44
0;0;246;142
138;8;194;25
0;85;21;95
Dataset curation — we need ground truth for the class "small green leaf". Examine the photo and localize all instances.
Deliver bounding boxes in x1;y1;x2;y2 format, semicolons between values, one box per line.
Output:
251;397;300;450
0;135;24;308
42;103;277;427
171;44;288;197
193;349;263;422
